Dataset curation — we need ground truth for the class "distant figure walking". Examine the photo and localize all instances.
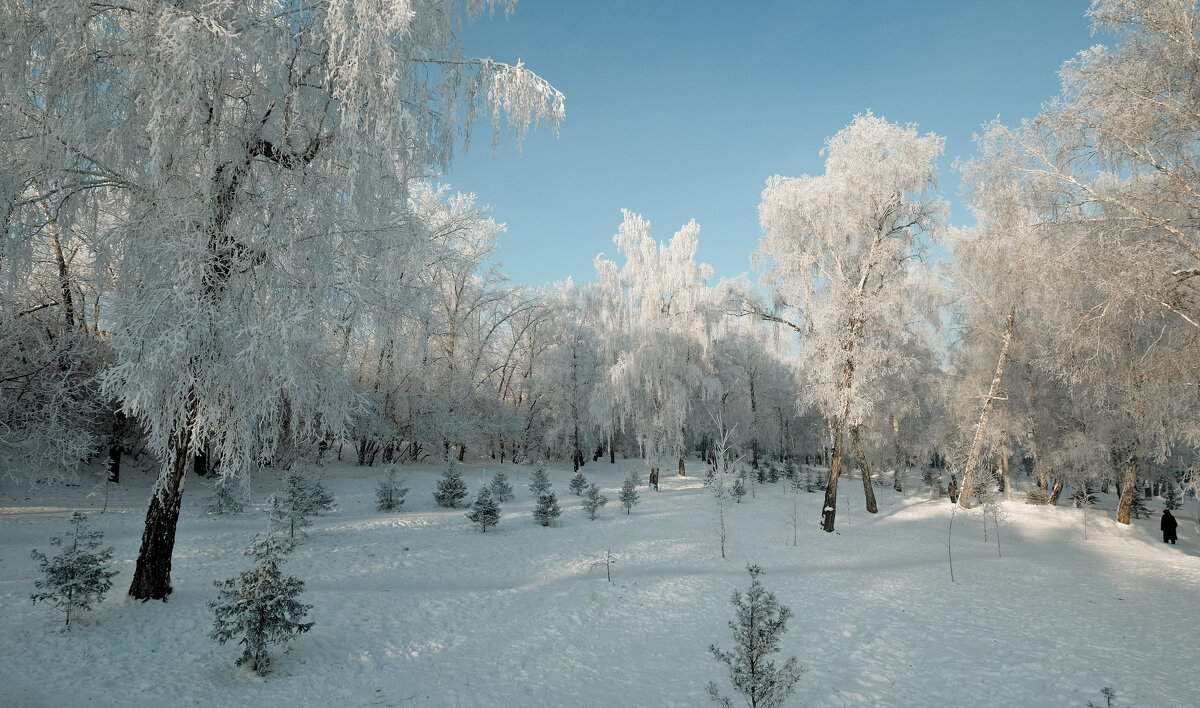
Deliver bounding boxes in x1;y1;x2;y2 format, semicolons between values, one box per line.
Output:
1161;509;1178;545
948;474;959;504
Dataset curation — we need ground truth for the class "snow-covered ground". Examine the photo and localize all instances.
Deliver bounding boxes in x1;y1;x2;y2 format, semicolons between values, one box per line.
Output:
1;459;1196;707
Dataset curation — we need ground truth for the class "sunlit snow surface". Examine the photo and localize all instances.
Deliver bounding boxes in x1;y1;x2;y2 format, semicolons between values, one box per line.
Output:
1;460;1196;707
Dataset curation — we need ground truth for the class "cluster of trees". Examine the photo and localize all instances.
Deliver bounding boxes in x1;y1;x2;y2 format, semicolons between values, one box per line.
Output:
4;0;1200;601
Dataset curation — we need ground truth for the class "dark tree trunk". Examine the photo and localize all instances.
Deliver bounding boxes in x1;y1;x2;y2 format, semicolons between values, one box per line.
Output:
821;423;844;532
678;456;686;477
851;423;878;514
129;448;189;600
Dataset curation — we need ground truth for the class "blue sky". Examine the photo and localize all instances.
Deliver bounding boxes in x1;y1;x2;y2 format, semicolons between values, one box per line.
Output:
444;0;1103;287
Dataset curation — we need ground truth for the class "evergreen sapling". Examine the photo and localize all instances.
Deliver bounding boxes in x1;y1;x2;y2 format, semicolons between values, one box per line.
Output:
376;467;410;512
706;565;805;708
30;512;118;628
582;482;608;520
467;485;501;532
489;470;515;502
434;461;468;508
209;534;313;676
569;471;588;496
1162;482;1182;511
533;491;562;527
528;462;552;498
206;476;246;515
619;470;641;514
268;492;312;540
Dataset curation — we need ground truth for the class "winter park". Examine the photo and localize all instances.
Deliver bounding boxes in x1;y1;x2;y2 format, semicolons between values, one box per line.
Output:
2;1;1200;706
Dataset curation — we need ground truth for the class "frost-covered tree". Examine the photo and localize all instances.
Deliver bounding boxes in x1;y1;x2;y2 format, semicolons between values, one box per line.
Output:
376;467;409;513
528;463;553;498
756;112;945;533
533;492;562;527
0;0;563;601
209;534;313;676
467;485;501;533
619;470;641;514
569;472;588;496
582;482;608;521
489;470;515;503
594;211;718;484
30;512;118;628
706;565;805;708
206;477;246;516
434;461;469;508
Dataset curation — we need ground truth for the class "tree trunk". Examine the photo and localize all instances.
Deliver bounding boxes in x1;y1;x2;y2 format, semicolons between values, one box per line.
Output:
891;414;903;492
851;423;878;513
1000;453;1012;501
960;307;1016;509
129;445;189;600
1116;454;1139;525
678;456;686;477
821;422;844;532
1048;476;1064;505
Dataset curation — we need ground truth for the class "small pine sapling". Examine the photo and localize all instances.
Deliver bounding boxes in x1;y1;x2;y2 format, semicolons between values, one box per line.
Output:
489;469;514;502
209;534;314;676
268;492;312;540
528;463;552;498
30;512;118;628
1162;482;1182;511
707;565;805;708
1129;492;1152;519
433;461;468;508
467;485;501;532
206;476;246;515
569;471;588;496
619;470;641;514
533;491;562;527
731;469;747;503
582;482;608;520
88;474;119;514
280;468;335;517
376;467;410;512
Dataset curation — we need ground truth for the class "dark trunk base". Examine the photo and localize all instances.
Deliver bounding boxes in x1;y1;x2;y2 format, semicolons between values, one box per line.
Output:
128;452;188;600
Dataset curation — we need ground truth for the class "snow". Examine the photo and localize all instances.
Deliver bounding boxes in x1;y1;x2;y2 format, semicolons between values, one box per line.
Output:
1;460;1197;707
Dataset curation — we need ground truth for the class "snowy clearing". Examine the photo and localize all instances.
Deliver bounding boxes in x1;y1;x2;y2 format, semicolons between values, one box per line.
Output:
1;460;1197;707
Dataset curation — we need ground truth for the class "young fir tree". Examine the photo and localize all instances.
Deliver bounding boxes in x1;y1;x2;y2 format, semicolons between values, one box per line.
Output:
489;469;515;502
533;491;562;527
280;468;335;517
206;476;246;515
434;461;468;508
706;565;805;708
30;512;118;628
528;463;553;499
1072;480;1097;508
209;534;313;676
268;492;312;540
1162;482;1182;511
1129;491;1153;519
731;469;747;503
582;482;608;520
619;470;641;514
376;467;410;512
569;471;588;496
467;485;501;533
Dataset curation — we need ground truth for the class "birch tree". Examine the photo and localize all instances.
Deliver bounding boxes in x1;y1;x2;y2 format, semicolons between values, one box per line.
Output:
756;113;945;532
594;211;718;487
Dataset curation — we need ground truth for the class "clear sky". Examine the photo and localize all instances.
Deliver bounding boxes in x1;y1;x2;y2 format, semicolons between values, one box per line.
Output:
442;0;1104;288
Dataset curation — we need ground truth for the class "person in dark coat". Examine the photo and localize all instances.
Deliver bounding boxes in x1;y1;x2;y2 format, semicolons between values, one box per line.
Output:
948;473;959;504
1161;509;1178;544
